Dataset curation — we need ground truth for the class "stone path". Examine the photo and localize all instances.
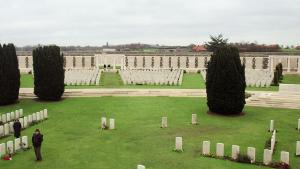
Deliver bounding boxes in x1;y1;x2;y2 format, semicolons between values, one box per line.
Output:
19;88;300;109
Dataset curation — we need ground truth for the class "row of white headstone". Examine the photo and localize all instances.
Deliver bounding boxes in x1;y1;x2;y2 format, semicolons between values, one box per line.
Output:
64;68;101;85
0;109;48;138
161;114;198;128
199;140;290;165
0;136;29;157
120;69;183;85
101;117;115;130
200;69;274;88
0;109;24;124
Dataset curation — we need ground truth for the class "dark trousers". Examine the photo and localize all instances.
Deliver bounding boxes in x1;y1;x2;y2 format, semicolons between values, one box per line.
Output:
34;146;42;161
14;132;21;138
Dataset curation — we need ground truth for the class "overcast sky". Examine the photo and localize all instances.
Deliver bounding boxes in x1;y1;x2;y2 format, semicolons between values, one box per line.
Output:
0;0;299;46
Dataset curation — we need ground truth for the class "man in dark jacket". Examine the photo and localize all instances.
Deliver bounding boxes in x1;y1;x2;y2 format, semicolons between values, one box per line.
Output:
13;119;22;138
32;129;43;161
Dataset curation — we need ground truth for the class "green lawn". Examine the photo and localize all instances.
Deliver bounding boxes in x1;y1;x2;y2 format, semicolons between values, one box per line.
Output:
20;73;206;89
282;74;300;84
20;74;34;88
0;97;299;169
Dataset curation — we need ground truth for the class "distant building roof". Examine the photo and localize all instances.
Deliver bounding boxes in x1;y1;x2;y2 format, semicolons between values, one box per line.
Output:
192;45;207;52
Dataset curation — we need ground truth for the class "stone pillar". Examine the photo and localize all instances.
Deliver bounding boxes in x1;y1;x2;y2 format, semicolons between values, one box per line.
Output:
263;149;272;165
231;145;240;160
287;56;291;72
280;151;289;164
175;137;183;151
247;147;256;163
202;141;210;155
296;141;300;156
161;117;167;128
269;120;274;132
216;143;224;157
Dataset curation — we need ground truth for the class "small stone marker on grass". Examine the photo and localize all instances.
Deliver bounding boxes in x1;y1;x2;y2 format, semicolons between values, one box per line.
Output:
137;165;145;169
109;118;115;130
202;141;210;155
191;114;197;125
263;149;272;165
216;143;224;157
247;147;256;163
175;137;183;151
161;117;167;128
280;151;289;164
231;145;239;160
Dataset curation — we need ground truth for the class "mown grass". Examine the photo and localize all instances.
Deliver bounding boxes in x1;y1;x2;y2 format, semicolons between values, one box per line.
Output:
282;74;300;84
0;97;299;169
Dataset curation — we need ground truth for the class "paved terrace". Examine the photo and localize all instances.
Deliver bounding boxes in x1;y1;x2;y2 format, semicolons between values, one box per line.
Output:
19;87;300;110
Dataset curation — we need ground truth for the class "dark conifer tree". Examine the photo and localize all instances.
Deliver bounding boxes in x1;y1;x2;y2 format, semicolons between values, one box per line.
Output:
206;42;246;115
33;46;64;100
0;44;20;105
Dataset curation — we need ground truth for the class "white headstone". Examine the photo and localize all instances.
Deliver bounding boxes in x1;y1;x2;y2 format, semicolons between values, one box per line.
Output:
298;119;300;131
19;118;24;128
231;145;240;160
10;112;15;120
32;113;37;122
202;141;210;155
137;165;145;169
23;116;28;128
43;109;48;119
6;113;11;122
296;141;300;156
36;112;41;121
101;117;107;129
19;109;23;117
269;120;274;132
109;118;115;129
14;138;21;151
40;110;44;120
216;143;224;157
28;115;33;125
247;147;256;163
1;114;6;123
280;151;289;164
175;137;183;151
6;141;14;154
161;117;167;128
4;123;9;136
15;110;20;119
263;149;272;165
21;136;28;149
0;143;6;157
9;122;14;133
191;114;197;125
0;125;4;136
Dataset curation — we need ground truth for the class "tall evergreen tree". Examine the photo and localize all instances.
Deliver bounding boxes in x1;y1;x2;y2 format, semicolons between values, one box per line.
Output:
33;46;64;100
206;42;246;115
0;44;20;105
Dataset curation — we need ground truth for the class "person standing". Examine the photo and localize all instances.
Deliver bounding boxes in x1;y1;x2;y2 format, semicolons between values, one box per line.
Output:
13;119;22;138
32;129;43;161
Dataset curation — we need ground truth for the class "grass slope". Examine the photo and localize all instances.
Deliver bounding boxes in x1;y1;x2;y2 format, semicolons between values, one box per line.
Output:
0;97;299;169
